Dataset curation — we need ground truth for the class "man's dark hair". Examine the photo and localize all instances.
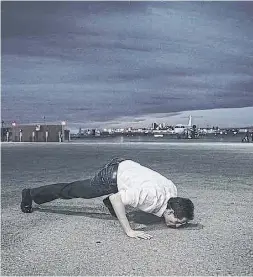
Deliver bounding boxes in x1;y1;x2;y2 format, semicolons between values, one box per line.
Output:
167;197;194;220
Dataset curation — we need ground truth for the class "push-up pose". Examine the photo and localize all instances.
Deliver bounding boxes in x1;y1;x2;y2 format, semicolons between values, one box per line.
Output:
21;158;194;239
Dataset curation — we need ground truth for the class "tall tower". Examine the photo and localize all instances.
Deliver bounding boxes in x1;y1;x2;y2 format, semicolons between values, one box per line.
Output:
152;123;158;130
188;115;192;127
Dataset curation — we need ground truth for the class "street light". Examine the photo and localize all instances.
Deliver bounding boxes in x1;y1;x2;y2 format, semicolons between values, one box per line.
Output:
61;121;66;142
19;129;23;142
12;122;16;142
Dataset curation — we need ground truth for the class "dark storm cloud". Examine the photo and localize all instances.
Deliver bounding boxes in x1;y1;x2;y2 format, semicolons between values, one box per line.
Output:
1;1;253;126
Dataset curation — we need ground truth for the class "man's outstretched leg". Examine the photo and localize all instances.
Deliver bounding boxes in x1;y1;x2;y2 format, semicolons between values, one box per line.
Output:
21;179;103;213
21;157;124;214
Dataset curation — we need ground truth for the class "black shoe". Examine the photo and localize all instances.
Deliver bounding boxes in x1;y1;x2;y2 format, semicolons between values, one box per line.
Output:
103;196;117;218
21;189;33;213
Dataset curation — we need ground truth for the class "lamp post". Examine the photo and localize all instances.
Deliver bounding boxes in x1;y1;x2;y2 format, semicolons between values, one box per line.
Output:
43;116;48;142
61;121;66;142
12;122;16;142
19;129;23;142
1;120;4;141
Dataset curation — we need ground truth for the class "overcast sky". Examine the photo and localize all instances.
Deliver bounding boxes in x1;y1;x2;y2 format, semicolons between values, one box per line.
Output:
1;1;253;130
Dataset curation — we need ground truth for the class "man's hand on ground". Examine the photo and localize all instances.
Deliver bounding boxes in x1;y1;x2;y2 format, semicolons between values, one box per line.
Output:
126;230;153;240
109;193;153;240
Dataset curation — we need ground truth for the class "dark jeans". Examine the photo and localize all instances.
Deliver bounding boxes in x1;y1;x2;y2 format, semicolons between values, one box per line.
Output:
30;157;125;205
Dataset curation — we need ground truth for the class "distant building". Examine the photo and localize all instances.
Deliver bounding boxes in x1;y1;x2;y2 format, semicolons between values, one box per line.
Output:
158;123;166;129
3;123;70;142
152;123;158;130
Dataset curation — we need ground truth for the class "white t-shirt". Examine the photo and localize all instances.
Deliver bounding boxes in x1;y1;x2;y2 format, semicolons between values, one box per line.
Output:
117;160;177;217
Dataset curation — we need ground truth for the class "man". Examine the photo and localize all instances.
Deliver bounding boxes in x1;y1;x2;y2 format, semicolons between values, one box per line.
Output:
21;158;194;239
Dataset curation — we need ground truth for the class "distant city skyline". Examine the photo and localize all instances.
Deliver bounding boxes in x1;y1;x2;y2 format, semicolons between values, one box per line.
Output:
1;2;253;130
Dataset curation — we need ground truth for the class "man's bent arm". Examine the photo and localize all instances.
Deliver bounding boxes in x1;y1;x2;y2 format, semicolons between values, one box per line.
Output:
109;193;132;234
109;193;153;239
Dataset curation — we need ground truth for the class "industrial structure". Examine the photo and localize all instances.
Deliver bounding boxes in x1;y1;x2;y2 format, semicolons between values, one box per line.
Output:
1;121;70;142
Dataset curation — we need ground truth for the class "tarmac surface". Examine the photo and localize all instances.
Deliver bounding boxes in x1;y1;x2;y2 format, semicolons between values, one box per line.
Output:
1;141;253;276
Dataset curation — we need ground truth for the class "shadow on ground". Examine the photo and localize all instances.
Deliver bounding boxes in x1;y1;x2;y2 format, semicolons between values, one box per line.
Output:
34;205;203;231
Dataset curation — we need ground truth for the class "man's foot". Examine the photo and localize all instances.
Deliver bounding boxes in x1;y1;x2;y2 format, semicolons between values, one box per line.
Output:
103;196;117;217
21;189;33;213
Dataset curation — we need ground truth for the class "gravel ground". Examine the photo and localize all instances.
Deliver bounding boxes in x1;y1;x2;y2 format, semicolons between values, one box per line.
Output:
1;142;253;276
